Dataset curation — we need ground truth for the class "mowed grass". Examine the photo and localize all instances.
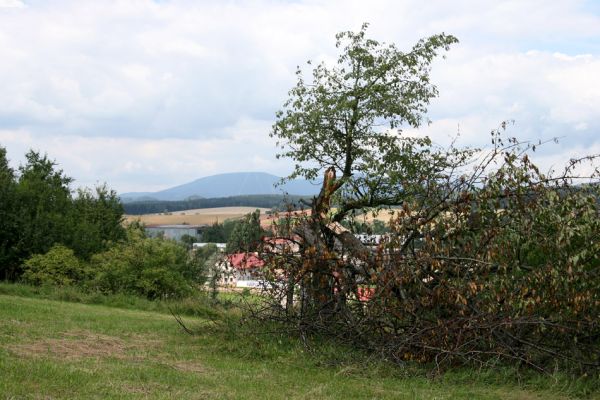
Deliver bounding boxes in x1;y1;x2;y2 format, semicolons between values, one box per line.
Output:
124;207;271;226
0;293;596;399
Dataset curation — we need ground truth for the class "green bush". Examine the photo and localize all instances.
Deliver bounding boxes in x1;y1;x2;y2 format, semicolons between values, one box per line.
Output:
89;228;196;299
21;245;88;286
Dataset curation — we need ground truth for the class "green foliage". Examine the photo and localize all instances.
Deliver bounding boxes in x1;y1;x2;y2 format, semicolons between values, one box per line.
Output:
271;23;459;222
371;219;389;234
201;222;227;242
344;137;600;371
340;218;390;234
15;151;74;269
179;234;197;249
226;209;264;253
261;24;600;374
90;227;196;299
191;243;221;299
222;218;241;241
69;185;126;259
0;146;19;280
123;194;309;215
0;147;126;281
21;245;87;286
193;243;219;264
188;243;219;286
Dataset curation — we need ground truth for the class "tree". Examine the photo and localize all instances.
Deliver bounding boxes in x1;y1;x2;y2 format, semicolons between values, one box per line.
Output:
201;222;227;243
0;148;126;280
0;146;19;279
262;25;600;372
69;184;126;259
90;225;193;299
270;23;459;310
179;234;197;249
14;150;73;275
226;209;265;253
272;24;458;214
190;243;220;297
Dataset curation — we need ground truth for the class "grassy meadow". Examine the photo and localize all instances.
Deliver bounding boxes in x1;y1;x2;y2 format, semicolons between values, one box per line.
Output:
1;285;598;399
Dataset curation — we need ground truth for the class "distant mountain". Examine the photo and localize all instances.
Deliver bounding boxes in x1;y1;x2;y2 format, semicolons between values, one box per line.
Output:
120;172;320;203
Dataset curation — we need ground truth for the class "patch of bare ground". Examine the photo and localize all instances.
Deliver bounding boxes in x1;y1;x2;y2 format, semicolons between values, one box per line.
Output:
7;329;209;375
7;330;164;361
8;330;134;360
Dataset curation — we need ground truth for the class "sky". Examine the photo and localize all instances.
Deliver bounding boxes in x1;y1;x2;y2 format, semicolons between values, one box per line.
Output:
0;0;599;193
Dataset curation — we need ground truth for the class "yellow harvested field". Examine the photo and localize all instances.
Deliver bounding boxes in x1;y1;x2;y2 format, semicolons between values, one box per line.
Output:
125;207;396;227
124;207;271;226
259;208;396;229
355;209;397;223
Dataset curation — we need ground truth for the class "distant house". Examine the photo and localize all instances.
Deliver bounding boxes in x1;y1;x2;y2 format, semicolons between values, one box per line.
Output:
354;234;385;246
145;224;207;241
193;242;226;251
218;252;265;288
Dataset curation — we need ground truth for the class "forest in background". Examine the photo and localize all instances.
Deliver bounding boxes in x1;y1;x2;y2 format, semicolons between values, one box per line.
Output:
122;194;309;215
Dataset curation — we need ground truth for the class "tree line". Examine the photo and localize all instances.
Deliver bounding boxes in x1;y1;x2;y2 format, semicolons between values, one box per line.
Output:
0;148;125;280
123;194;310;215
0;146;216;299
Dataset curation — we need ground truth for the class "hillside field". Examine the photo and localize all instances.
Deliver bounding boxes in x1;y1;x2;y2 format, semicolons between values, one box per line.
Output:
125;206;397;229
124;207;271;226
1;290;593;399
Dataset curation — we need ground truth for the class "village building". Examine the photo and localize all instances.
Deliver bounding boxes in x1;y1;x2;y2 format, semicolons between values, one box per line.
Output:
193;242;226;251
217;252;265;288
145;224;207;241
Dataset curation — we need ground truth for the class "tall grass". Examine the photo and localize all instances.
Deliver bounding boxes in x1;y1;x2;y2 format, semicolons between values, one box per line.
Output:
0;282;234;318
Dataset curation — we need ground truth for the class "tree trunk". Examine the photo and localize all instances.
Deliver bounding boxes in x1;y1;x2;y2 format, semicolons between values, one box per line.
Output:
285;272;295;316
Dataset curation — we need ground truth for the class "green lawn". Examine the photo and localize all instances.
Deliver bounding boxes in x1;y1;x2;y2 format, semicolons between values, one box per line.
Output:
0;292;596;399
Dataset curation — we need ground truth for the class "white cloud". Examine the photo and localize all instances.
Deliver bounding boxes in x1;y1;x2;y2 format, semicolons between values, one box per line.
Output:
0;116;289;193
0;0;598;192
0;0;24;8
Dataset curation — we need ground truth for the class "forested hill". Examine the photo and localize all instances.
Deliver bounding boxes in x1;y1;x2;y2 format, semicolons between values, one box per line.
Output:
120;172;320;202
122;194;310;215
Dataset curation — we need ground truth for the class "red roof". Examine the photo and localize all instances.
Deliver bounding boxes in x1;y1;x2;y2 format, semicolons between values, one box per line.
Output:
227;253;265;270
357;286;375;302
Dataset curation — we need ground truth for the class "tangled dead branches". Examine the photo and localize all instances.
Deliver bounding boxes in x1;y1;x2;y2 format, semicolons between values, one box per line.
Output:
249;137;600;374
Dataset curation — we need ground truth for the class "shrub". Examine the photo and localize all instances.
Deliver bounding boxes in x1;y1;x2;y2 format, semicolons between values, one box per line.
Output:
89;229;197;299
21;245;87;286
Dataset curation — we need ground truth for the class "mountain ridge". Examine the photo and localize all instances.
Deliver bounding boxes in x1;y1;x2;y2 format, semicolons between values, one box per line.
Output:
120;172;320;203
